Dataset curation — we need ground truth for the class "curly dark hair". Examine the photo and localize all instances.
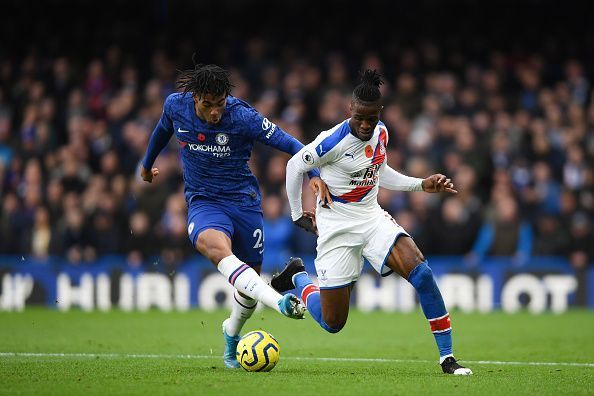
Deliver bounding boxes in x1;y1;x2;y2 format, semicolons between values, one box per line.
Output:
176;58;234;99
353;69;384;103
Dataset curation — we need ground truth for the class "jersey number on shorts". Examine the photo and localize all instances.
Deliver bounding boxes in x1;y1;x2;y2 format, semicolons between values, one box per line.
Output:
253;228;264;253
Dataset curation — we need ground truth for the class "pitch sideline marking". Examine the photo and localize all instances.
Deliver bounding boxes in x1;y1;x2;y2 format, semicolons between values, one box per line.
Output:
0;352;593;368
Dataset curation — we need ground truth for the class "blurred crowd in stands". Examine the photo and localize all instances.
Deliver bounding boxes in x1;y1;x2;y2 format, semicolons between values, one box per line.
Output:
0;1;593;274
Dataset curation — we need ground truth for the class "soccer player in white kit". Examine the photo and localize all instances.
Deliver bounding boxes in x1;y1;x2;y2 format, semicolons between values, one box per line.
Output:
272;70;473;375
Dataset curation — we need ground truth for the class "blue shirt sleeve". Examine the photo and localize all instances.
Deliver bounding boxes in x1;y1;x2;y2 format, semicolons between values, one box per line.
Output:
141;95;174;169
242;107;320;179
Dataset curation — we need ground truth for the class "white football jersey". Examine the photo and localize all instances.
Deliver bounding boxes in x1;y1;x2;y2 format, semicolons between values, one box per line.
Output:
294;119;389;219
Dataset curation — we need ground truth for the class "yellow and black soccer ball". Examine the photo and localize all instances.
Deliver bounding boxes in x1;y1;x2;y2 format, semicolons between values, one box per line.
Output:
236;330;280;372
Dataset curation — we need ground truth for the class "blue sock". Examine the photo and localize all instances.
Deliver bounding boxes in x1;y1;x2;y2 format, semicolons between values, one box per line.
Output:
294;272;341;333
407;261;453;360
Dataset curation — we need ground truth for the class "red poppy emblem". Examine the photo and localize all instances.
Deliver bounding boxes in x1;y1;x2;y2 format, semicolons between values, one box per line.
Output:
365;145;373;158
198;133;206;141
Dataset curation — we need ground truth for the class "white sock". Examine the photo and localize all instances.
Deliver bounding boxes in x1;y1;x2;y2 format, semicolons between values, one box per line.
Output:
225;291;257;337
218;255;282;313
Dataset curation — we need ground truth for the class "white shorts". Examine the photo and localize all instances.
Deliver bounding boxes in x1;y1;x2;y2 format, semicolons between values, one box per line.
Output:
314;207;410;289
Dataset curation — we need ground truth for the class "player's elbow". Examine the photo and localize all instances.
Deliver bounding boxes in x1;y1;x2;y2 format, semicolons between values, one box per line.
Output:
286;155;300;173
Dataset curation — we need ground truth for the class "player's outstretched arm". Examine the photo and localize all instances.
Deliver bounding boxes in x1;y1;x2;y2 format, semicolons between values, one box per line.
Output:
421;173;458;194
379;164;425;191
140;95;174;182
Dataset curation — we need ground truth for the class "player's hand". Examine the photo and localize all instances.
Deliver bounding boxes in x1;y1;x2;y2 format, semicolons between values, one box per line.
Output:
421;174;458;194
141;165;159;183
303;210;317;231
309;176;332;208
294;211;318;236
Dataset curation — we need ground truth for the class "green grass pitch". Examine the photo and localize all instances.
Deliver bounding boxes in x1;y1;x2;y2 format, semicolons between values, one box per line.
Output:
1;308;593;395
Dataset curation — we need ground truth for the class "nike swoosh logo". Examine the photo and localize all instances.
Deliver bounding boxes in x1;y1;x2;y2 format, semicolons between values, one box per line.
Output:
258;249;265;254
177;128;189;133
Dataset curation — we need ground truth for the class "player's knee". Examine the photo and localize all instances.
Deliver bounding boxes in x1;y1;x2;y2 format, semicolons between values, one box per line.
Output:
321;313;347;333
407;261;435;291
196;233;227;264
195;233;210;254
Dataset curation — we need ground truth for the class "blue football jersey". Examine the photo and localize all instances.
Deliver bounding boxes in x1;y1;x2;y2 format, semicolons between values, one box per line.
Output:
142;93;311;207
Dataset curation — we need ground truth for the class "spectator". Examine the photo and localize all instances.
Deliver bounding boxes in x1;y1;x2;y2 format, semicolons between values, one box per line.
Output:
521;161;561;222
532;215;569;256
427;197;481;255
54;207;94;264
262;194;294;273
89;210;121;256
468;196;533;266
125;211;157;267
21;206;54;259
0;193;21;254
566;212;594;305
566;212;594;271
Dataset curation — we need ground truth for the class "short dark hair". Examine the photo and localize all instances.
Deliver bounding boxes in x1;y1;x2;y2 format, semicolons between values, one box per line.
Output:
353;69;384;103
176;61;234;99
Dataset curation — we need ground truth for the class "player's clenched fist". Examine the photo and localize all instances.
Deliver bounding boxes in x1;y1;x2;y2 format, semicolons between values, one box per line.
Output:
141;165;159;183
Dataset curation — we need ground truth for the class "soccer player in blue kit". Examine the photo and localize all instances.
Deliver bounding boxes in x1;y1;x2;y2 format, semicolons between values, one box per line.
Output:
140;62;328;369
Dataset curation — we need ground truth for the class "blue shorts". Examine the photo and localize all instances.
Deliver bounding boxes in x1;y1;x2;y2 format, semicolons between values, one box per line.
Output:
187;199;264;266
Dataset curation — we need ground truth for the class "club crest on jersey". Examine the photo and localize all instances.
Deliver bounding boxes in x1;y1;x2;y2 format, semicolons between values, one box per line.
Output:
318;269;328;282
215;133;229;145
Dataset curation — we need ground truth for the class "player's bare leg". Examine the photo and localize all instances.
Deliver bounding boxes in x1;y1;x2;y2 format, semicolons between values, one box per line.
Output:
385;236;472;375
319;285;352;331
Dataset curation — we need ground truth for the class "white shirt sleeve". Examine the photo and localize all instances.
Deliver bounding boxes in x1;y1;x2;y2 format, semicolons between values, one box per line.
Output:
286;134;334;221
379;163;424;192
